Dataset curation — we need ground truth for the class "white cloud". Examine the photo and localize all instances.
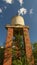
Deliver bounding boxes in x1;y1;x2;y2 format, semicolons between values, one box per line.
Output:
18;8;27;15
0;8;2;13
3;0;13;4
18;0;24;6
29;9;33;14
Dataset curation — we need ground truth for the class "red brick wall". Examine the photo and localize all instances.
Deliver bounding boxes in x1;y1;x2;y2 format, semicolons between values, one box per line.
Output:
23;27;34;65
3;28;13;65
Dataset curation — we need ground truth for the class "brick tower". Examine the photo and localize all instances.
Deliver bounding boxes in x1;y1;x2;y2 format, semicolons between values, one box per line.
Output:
3;15;34;65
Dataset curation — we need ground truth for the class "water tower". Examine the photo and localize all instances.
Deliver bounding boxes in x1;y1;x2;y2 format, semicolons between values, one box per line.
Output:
3;15;34;65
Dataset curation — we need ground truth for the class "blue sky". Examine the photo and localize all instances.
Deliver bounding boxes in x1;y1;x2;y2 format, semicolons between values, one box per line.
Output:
0;0;37;46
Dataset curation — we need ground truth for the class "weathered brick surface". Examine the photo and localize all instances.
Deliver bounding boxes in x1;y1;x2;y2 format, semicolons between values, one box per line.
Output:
23;27;34;65
3;28;13;65
3;27;34;65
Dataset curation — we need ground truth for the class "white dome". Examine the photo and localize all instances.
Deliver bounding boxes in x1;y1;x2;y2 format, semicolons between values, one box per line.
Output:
11;15;25;26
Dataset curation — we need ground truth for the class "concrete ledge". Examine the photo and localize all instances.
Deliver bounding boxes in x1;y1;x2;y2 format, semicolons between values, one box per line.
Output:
5;24;29;29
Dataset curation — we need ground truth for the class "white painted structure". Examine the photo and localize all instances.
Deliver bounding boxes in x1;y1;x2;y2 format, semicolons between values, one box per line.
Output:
11;15;25;26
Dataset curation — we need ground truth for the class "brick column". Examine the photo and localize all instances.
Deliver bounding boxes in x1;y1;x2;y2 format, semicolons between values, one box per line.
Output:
3;28;13;65
23;27;34;65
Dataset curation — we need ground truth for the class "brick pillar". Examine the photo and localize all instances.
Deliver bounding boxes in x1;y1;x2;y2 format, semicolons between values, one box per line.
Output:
3;28;13;65
23;27;34;65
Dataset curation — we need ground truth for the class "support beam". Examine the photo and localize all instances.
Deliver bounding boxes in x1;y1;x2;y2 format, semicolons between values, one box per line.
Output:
23;27;34;65
3;28;13;65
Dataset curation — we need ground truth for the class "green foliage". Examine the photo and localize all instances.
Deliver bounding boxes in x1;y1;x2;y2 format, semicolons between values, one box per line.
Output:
15;33;23;48
12;55;27;65
0;48;4;65
32;42;37;65
12;59;22;65
12;33;27;65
